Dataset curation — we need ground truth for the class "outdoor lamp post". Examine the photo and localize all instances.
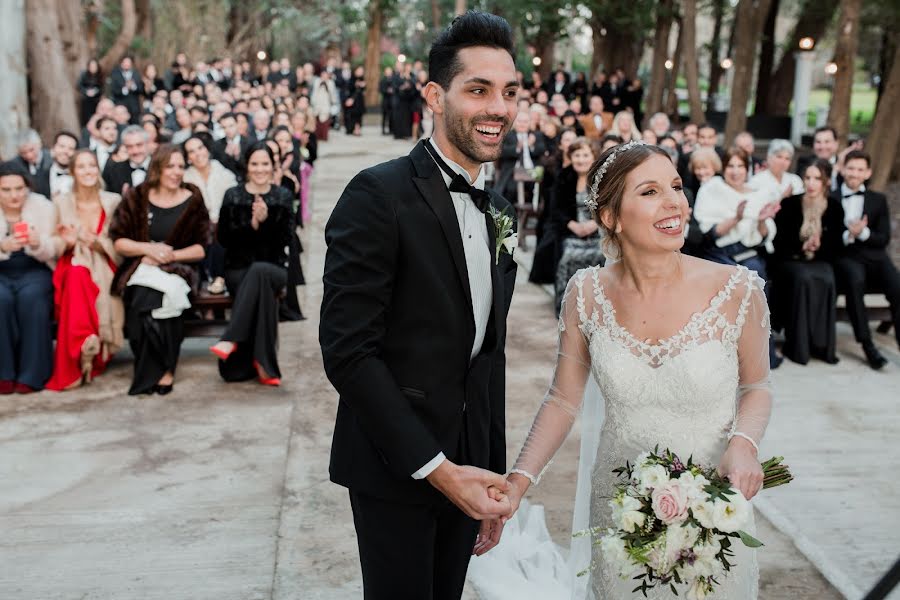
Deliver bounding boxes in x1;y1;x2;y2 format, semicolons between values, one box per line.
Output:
791;38;816;145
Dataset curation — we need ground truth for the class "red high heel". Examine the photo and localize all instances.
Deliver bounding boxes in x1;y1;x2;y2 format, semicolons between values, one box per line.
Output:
210;342;237;361
254;360;281;386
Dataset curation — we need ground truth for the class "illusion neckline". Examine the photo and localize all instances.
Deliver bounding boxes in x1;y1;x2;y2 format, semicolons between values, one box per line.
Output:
592;265;746;349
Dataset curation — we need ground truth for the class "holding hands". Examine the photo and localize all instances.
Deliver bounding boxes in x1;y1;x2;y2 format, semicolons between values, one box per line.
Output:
141;242;175;265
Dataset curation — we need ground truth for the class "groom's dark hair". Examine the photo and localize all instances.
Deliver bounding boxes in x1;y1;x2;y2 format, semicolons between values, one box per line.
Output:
428;11;515;90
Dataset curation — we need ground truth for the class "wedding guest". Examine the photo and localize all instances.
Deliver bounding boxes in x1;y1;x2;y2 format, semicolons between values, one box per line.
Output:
142;118;162;154
109;144;210;395
681;148;722;257
46;150;124;390
734;132;763;177
379;67;395;135
311;71;339;141
609;110;641;143
641;129;658;145
110;56;144;124
272;126;302;191
648;112;670;138
578;96;613;140
750;139;804;201
103;125;151;195
624;78;644;127
697;123;725;161
250;109;271;143
77;59;104;127
209;143;292;384
391;66;419;140
685;146;721;197
600;134;624;152
494;111;546;200
571;71;589;108
88;117;119;172
344;66;367;136
0;163;58;393
212;112;250;176
831;150;900;370
795;126;840;188
553;138;604;314
770;159;842;365
12;129;53;176
560;110;584;137
183;135;237;295
141;63;165;104
290;110;318;165
34;131;78;199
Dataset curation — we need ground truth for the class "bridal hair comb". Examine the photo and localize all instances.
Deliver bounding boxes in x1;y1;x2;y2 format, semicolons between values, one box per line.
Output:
586;139;647;212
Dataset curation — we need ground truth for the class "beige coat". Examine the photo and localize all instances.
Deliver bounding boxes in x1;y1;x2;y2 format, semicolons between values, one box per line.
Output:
53;191;125;358
0;193;58;266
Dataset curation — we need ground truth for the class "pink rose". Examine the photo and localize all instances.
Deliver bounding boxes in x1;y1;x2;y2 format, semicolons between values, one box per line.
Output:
651;480;689;525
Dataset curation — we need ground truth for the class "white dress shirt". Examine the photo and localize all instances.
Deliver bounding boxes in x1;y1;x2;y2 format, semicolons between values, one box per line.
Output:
516;132;534;169
840;183;871;245
49;163;73;197
130;158;150;187
412;139;493;480
90;139;115;172
749;169;804;202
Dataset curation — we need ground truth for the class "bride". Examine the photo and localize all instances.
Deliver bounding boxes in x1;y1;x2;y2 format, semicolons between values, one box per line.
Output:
487;141;773;599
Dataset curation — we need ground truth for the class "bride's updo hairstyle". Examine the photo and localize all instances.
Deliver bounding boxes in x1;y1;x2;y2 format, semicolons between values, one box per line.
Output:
587;141;671;258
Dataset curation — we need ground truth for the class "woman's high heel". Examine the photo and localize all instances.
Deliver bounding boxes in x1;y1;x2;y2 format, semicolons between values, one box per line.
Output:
254;360;281;386
210;342;237;361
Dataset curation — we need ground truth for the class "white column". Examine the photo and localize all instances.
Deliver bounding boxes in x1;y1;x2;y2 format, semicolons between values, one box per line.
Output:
791;51;816;145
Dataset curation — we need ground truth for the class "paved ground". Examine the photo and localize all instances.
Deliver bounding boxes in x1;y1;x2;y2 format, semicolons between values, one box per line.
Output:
1;124;897;599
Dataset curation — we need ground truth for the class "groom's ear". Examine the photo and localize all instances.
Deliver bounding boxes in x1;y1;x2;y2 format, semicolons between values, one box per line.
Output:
423;81;444;116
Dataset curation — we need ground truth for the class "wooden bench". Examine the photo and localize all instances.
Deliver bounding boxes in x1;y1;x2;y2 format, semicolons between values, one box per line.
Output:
184;282;233;338
514;170;542;250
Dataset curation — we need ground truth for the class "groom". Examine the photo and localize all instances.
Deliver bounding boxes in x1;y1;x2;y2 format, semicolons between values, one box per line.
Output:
320;11;520;600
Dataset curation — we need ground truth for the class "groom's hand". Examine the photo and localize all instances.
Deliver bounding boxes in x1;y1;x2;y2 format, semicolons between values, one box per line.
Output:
472;518;505;556
426;460;512;520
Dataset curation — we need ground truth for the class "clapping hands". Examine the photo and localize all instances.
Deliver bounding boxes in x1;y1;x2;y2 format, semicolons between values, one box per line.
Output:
251;195;268;229
848;215;868;239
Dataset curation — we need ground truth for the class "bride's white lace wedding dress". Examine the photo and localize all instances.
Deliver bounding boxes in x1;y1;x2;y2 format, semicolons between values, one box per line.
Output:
471;263;772;599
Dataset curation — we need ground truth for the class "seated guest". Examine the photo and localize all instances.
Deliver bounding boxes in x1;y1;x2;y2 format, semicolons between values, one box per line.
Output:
109;145;210;395
751;139;804;200
684;146;721;197
212;112;250;176
34;131;79;199
0;163;58;393
831;150;900;370
12;129;53;176
693;147;781;367
183;134;237;295
102;125;151;195
560;110;584;137
290;110;318;165
209;143;292;385
45;150;124;390
795;126;841;190
647;112;670;139
552;138;604;315
770;159;843;365
87;117;119;172
681;148;722;256
734;131;763;177
271;126;303;197
578;95;613;140
609;110;641;143
600;134;623;153
493;111;546;201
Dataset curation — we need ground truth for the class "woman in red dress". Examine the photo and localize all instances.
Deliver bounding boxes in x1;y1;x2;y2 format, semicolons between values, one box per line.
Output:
46;150;124;390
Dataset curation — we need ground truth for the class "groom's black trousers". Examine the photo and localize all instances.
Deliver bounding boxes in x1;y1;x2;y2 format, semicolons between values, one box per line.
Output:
350;490;479;600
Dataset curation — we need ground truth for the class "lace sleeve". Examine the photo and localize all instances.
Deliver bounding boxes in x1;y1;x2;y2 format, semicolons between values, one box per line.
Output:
731;270;773;448
511;272;593;484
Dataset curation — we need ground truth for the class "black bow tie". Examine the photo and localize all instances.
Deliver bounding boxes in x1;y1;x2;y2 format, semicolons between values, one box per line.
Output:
54;169;69;176
843;191;863;199
425;141;490;213
131;164;146;171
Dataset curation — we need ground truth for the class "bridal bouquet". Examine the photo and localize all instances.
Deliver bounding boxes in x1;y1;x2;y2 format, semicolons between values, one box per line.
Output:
586;448;792;599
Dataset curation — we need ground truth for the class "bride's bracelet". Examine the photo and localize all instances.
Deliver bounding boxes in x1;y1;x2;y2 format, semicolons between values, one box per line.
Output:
508;468;538;486
728;431;759;454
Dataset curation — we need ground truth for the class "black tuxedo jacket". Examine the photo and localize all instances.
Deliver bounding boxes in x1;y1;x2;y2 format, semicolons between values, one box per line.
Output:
321;140;517;504
493;130;547;200
32;167;52;198
830;189;893;261
213;137;252;177
110;68;144;120
103;159;138;196
796;154;844;190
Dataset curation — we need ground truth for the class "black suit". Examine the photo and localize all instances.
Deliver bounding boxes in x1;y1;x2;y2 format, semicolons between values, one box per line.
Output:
493;130;547;201
830;189;900;347
11;152;52;178
110;68;144;123
795;154;843;190
103;159;143;196
31;167;52;198
320;140;516;599
213;136;251;177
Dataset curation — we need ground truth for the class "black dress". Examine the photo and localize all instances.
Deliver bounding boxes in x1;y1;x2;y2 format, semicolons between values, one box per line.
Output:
770;194;844;364
125;201;190;395
216;185;293;381
78;71;103;126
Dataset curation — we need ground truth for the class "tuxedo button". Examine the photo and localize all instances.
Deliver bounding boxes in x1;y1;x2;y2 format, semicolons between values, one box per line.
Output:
462;402;467;413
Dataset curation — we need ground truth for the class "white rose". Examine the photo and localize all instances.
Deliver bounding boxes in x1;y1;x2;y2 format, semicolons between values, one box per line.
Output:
686;578;712;600
690;498;717;530
712;494;750;533
620;509;646;533
638;464;670;493
678;471;710;501
599;532;634;577
690;537;724;579
501;232;518;253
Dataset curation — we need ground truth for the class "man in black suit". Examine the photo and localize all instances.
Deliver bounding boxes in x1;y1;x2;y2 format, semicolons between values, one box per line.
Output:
102;125;150;195
110;56;143;124
33;131;78;199
12;129;53;177
320;11;520;600
493;110;546;202
794;126;856;191
831;150;900;370
212;112;250;177
248;109;270;143
378;67;395;135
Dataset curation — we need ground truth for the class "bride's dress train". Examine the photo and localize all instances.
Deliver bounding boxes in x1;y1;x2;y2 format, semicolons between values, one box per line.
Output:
470;264;772;599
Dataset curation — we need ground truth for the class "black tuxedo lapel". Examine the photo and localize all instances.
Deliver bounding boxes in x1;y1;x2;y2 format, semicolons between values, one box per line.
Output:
410;142;475;324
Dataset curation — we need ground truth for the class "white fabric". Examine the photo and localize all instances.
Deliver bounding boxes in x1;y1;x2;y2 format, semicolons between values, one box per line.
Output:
474;264;772;599
183;159;237;222
411;140;493;478
0;193;58;265
411;452;446;480
90;139;115;172
129;159;149;187
49;164;73;197
693;176;777;253
749;169;803;201
517;133;534;169
125;263;191;319
840;183;871;245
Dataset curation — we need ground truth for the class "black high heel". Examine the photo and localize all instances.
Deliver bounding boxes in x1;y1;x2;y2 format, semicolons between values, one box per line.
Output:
154;383;174;395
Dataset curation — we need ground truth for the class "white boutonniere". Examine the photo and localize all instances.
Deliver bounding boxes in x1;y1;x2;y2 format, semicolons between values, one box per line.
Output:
487;204;517;264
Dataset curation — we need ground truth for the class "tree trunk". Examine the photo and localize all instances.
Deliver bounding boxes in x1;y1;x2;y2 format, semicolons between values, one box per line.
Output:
753;0;779;115
665;18;684;118
867;40;900;189
764;0;839;115
86;1;100;58
724;0;774;147
533;29;556;80
645;0;674;120
707;0;725;109
135;0;152;43
26;0;79;142
681;0;705;123
0;0;29;159
99;0;137;75
56;0;87;85
364;0;383;108
455;0;466;15
827;0;863;146
431;0;442;30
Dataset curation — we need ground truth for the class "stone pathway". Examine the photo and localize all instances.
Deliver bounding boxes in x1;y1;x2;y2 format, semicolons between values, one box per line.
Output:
3;123;897;599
